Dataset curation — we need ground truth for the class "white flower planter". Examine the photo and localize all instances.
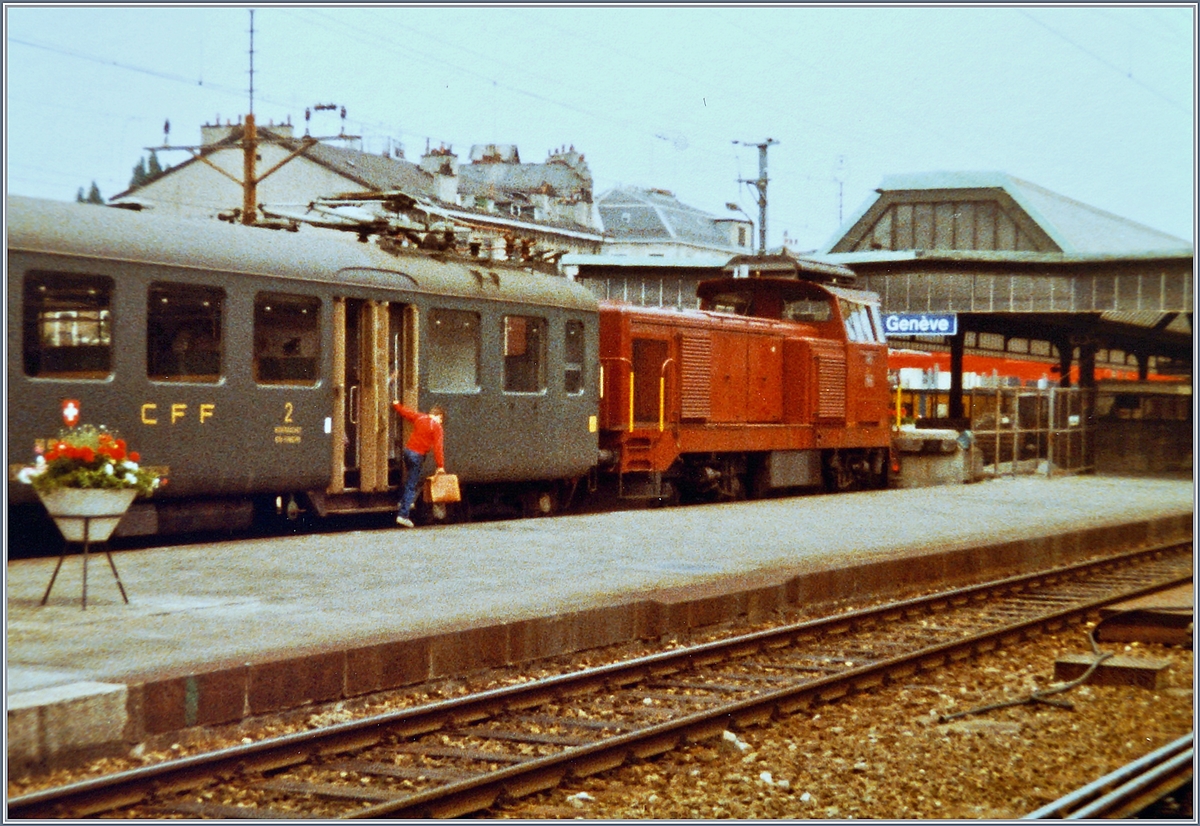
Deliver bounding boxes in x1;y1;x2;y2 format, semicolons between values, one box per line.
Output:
36;487;138;543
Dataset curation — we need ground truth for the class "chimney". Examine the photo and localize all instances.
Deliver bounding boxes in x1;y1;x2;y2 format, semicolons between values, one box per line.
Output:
201;121;239;146
420;144;459;175
420;145;459;204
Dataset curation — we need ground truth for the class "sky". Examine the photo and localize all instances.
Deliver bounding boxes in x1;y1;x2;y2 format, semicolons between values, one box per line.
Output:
5;4;1196;251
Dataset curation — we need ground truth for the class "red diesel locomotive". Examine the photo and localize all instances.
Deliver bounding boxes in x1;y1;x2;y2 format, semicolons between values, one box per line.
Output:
596;274;893;503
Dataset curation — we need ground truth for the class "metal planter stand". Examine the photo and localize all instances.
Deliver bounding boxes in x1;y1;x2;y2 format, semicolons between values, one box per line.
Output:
40;513;130;611
36;488;136;610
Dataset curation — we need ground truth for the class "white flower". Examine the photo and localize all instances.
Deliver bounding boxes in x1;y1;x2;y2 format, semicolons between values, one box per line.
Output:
122;460;138;471
104;463;115;475
124;473;138;485
16;465;44;484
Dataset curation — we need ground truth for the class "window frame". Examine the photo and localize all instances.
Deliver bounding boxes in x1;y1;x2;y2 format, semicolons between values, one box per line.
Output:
22;270;114;380
253;291;322;386
564;318;586;395
502;314;548;394
427;307;482;394
146;281;226;383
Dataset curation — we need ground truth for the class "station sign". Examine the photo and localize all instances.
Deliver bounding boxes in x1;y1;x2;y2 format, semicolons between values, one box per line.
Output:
883;313;957;336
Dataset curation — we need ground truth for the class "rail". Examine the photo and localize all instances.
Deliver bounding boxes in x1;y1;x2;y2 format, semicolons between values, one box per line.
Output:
1022;732;1193;819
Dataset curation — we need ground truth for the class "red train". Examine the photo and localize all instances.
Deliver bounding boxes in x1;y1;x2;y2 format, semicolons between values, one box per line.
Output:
596;273;893;503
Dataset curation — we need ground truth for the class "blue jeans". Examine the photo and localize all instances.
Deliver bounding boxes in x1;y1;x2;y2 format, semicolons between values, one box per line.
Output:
398;448;425;518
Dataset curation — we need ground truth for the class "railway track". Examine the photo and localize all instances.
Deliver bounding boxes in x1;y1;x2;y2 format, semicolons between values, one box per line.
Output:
10;541;1191;820
1023;732;1194;819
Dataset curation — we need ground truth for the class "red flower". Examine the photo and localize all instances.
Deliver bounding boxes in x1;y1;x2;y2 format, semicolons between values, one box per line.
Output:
79;447;95;463
129;451;141;463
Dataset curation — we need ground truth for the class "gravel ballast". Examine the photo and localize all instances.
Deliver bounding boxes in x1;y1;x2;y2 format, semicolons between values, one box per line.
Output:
492;629;1193;820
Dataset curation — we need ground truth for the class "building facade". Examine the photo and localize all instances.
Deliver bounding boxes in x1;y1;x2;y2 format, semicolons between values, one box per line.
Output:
109;120;604;259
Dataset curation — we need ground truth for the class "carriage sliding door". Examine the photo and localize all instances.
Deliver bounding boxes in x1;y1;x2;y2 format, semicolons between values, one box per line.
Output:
330;298;416;493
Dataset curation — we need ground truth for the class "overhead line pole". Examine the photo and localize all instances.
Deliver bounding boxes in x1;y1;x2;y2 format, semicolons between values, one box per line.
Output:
243;10;257;225
736;138;777;255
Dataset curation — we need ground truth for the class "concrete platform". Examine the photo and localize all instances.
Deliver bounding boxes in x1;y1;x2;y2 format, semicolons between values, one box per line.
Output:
6;475;1194;775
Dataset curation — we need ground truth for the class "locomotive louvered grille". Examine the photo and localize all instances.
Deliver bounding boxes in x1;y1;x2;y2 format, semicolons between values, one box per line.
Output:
680;336;712;420
816;352;847;419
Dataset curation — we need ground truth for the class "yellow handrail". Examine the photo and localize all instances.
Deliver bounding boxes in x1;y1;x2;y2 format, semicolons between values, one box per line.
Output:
628;371;635;432
659;358;675;432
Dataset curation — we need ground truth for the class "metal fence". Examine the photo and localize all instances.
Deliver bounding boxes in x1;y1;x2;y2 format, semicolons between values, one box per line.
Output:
966;387;1094;478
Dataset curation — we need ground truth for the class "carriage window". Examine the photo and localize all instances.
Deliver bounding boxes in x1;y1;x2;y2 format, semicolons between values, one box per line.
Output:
503;315;546;393
564;319;585;395
147;283;224;382
254;293;320;385
23;272;113;378
429;308;480;393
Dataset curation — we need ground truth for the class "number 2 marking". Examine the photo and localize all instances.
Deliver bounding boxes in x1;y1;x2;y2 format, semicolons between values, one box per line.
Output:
284;402;294;424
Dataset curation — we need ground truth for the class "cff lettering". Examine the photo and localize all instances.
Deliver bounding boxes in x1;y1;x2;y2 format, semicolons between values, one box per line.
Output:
883;313;957;336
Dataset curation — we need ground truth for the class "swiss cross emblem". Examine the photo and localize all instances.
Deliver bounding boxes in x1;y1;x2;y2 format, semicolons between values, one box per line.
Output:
62;399;81;427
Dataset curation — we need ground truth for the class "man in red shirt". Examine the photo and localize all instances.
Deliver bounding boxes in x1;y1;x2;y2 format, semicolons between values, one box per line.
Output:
392;402;446;527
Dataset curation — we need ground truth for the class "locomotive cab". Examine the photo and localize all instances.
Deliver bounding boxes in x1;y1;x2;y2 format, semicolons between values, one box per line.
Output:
697;275;885;344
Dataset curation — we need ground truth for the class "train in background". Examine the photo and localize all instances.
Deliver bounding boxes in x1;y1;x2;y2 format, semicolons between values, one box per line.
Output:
7;196;893;548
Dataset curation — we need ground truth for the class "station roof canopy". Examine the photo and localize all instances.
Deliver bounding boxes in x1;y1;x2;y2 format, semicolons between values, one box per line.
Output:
816;171;1193;374
825;171;1191;258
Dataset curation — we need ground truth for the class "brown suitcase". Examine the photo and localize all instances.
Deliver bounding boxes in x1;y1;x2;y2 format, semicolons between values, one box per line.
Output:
423;471;461;504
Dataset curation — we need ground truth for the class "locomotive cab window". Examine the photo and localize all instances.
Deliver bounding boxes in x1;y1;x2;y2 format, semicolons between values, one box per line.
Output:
564;319;585;395
503;315;546;393
707;292;751;315
429;308;481;393
783;298;831;323
254;293;320;385
148;283;224;382
839;299;883;344
866;304;886;343
23;271;113;379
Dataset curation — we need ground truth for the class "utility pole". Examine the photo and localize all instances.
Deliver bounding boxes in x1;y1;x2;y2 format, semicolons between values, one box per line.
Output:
735;138;777;255
142;11;358;228
242;9;257;225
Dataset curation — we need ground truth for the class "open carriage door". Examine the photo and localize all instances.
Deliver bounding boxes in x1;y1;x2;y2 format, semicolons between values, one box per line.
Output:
330;298;417;495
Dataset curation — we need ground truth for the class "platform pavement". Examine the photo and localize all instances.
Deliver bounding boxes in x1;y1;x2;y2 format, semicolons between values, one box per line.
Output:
6;475;1194;774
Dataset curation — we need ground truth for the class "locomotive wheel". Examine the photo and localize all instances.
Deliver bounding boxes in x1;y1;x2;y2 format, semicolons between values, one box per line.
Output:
649;480;681;508
748;459;773;500
716;467;747;501
824;452;856;492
